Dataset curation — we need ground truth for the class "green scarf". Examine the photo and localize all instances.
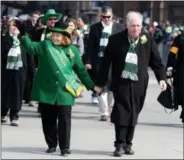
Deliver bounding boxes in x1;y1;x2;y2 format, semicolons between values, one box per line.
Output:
121;37;139;81
46;41;83;97
6;32;23;70
98;27;111;57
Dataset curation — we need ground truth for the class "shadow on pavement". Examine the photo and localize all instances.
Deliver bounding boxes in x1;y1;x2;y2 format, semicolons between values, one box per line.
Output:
75;102;98;107
72;110;98;115
20;109;38;114
2;147;113;156
72;115;98;121
2;146;57;155
138;122;183;128
19;113;41;118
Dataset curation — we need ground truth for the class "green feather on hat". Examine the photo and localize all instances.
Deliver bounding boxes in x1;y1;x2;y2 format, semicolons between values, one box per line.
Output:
41;9;62;25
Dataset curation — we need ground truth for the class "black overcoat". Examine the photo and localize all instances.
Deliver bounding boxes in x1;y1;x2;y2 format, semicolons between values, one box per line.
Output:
96;29;166;126
85;22;124;81
1;33;27;111
167;33;184;107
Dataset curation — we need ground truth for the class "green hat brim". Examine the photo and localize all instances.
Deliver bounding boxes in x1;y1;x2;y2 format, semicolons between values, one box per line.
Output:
41;13;62;25
49;28;70;38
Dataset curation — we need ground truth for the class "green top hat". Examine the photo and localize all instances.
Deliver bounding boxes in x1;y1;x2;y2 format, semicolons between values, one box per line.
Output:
41;9;62;25
49;22;71;38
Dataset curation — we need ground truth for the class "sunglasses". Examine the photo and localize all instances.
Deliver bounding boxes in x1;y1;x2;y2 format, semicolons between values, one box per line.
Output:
102;16;111;19
48;18;57;21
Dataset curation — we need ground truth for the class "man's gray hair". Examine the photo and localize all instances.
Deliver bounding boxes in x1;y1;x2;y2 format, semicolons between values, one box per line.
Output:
126;11;143;26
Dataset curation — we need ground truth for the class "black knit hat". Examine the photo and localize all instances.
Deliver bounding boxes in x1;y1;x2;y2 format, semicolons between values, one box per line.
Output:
49;22;71;38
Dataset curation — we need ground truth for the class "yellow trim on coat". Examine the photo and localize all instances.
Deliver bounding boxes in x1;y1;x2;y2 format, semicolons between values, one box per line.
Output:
170;46;179;55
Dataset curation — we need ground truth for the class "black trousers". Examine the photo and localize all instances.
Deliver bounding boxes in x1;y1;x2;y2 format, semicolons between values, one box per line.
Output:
1;69;25;121
114;124;135;147
23;76;34;103
39;103;72;150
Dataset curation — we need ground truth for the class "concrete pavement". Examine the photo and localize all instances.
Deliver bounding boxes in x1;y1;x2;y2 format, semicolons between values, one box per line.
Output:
2;71;183;159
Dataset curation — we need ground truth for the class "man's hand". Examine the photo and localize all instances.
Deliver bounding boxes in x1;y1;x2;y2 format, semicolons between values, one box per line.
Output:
85;64;92;70
166;67;173;77
159;80;167;91
94;86;103;94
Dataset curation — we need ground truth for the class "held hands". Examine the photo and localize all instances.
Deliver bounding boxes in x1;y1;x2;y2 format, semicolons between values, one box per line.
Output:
85;64;92;70
93;86;103;95
166;67;173;77
159;80;167;91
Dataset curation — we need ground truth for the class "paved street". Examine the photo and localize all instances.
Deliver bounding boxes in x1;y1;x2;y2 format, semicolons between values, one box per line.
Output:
2;71;183;159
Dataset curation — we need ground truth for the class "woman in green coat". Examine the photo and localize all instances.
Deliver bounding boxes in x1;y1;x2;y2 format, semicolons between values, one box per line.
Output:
17;22;98;156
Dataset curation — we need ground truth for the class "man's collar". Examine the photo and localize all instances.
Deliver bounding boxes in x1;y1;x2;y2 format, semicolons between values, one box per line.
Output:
101;21;113;28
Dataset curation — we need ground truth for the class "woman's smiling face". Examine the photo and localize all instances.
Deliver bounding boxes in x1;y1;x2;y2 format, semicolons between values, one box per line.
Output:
51;32;63;45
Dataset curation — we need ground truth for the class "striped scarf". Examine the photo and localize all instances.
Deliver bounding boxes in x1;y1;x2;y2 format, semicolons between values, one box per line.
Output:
6;32;23;70
98;25;112;57
121;37;139;81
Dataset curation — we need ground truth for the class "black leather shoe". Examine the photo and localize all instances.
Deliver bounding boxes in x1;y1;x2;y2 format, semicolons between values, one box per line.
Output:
61;148;71;156
46;147;56;153
113;147;124;157
124;146;134;155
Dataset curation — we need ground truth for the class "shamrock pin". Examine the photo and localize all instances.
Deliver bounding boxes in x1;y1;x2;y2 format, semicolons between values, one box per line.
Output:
46;32;52;39
140;35;147;44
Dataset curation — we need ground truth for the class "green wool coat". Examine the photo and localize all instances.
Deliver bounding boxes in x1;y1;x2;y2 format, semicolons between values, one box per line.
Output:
20;35;95;106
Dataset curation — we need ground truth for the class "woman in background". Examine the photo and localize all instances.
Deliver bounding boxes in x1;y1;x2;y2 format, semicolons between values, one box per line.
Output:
67;18;84;57
1;17;27;126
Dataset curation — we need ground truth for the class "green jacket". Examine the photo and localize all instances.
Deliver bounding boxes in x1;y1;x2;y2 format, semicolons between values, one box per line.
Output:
20;35;95;106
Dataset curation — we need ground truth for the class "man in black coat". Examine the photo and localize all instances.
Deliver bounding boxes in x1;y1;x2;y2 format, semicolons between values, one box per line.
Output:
23;11;41;107
166;33;184;123
85;6;124;120
95;11;167;157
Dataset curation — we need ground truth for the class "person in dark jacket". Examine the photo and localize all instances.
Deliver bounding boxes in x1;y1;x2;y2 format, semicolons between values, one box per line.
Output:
166;33;184;123
23;10;41;107
85;6;124;120
1;18;27;126
95;11;167;157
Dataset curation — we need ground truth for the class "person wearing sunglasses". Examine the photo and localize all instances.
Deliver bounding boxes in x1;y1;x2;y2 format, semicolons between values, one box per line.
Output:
32;9;62;113
85;6;124;121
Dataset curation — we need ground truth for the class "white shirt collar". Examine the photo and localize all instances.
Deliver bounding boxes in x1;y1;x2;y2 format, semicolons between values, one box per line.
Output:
101;21;113;28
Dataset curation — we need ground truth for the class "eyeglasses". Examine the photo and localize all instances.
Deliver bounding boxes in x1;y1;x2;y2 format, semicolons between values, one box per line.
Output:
48;18;57;21
102;16;111;19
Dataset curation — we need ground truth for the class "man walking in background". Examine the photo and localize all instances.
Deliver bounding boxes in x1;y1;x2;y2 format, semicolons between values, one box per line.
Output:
85;6;124;121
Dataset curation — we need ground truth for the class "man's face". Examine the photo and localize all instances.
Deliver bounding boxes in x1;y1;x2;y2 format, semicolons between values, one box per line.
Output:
46;16;57;28
31;14;40;25
101;11;113;25
127;18;142;39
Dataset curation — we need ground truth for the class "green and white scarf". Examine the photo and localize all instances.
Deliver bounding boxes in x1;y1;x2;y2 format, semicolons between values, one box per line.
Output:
98;25;112;57
121;37;139;81
6;32;23;70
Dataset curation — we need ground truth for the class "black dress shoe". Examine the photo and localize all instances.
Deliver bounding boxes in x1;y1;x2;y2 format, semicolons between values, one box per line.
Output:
124;146;134;155
61;148;71;156
113;147;124;157
46;147;56;153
